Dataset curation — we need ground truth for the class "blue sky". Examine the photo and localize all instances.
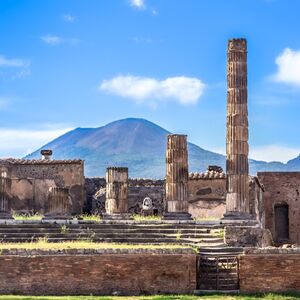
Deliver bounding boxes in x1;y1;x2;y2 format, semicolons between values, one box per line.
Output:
1;0;300;162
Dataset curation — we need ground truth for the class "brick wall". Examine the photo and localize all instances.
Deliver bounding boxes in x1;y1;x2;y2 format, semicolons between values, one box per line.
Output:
258;172;300;244
239;252;300;293
0;251;196;295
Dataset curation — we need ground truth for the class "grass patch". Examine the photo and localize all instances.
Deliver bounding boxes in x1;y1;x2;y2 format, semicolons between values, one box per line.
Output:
12;213;43;221
0;293;299;299
132;215;161;221
0;239;191;251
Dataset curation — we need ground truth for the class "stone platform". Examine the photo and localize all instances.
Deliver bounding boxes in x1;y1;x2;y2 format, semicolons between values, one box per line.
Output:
0;221;225;247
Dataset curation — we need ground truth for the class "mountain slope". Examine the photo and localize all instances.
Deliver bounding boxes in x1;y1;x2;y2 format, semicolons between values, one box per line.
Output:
26;118;297;178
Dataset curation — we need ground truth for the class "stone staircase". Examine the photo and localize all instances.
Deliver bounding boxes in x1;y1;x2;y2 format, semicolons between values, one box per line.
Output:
0;223;225;247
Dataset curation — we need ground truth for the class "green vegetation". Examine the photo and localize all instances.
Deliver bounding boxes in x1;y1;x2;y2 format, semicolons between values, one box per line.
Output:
0;240;191;251
60;224;69;234
0;293;299;300
132;214;161;221
12;213;43;221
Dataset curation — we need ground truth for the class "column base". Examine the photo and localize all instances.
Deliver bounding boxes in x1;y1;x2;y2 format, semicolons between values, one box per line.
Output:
221;212;258;226
0;212;13;220
222;211;252;220
103;213;133;220
163;212;192;220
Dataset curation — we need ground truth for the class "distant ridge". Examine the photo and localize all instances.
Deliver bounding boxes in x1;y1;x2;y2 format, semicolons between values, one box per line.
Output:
26;118;299;178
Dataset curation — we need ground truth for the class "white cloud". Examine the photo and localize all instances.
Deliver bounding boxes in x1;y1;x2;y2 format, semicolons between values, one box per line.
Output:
0;55;29;68
250;145;300;163
99;75;206;105
63;14;76;22
130;0;145;9
41;35;80;46
0;127;73;158
41;35;63;45
272;48;300;86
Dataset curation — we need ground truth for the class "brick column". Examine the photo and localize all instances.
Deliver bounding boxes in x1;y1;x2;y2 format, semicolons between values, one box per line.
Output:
0;170;12;219
44;187;71;219
104;167;131;219
224;38;250;219
164;134;191;220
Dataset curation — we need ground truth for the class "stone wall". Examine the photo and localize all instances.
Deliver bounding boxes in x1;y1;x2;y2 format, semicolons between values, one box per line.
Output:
258;172;300;244
224;226;273;247
85;178;165;215
240;250;300;293
0;249;196;295
86;174;264;220
8;160;85;214
188;175;226;219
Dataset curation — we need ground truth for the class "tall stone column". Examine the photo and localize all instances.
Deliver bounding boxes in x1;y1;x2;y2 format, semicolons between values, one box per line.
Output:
225;38;250;219
44;187;71;219
164;134;191;220
0;170;12;219
105;167;131;219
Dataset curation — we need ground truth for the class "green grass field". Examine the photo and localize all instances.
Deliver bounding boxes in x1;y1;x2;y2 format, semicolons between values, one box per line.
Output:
0;294;299;300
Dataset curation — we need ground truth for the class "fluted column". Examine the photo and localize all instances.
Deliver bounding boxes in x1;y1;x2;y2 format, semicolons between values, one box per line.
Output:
44;187;71;219
164;134;191;219
105;167;129;216
225;38;250;219
0;170;12;219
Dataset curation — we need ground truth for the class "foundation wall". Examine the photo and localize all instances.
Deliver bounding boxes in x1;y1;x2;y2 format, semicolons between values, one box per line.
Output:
240;252;300;293
0;251;196;295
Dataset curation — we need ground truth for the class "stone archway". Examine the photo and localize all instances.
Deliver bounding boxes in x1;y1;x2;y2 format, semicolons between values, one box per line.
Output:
274;202;289;243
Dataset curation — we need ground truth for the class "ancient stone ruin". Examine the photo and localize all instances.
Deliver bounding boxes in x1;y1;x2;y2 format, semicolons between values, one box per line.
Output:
0;37;299;295
164;134;191;220
225;38;250;220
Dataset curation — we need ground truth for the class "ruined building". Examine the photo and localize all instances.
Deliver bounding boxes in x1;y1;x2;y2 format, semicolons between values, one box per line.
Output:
0;38;299;246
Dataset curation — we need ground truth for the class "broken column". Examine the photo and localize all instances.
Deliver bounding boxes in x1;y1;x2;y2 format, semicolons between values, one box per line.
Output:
44;187;71;219
0;169;12;219
224;38;250;219
105;167;131;219
164;134;191;220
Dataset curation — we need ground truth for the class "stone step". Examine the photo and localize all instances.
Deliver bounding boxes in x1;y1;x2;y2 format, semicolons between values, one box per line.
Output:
0;223;224;229
198;247;243;254
0;237;223;244
0;232;223;240
0;226;221;236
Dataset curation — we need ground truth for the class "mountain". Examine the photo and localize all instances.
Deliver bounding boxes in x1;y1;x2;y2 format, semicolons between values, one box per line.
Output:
25;118;299;178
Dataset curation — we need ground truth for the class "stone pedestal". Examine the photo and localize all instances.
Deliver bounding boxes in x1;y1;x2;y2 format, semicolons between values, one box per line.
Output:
104;167;131;219
164;134;191;220
224;38;251;220
44;187;71;219
0;174;12;219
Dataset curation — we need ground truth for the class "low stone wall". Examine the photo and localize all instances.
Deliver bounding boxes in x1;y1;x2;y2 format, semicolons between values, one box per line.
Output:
224;226;273;247
0;249;196;295
240;249;300;293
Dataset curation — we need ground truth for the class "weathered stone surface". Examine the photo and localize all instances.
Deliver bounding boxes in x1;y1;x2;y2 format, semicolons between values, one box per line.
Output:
165;134;189;217
225;38;250;218
105;167;128;215
225;226;273;247
239;254;300;293
0;167;12;219
44;187;71;219
0;253;196;295
0;159;85;215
